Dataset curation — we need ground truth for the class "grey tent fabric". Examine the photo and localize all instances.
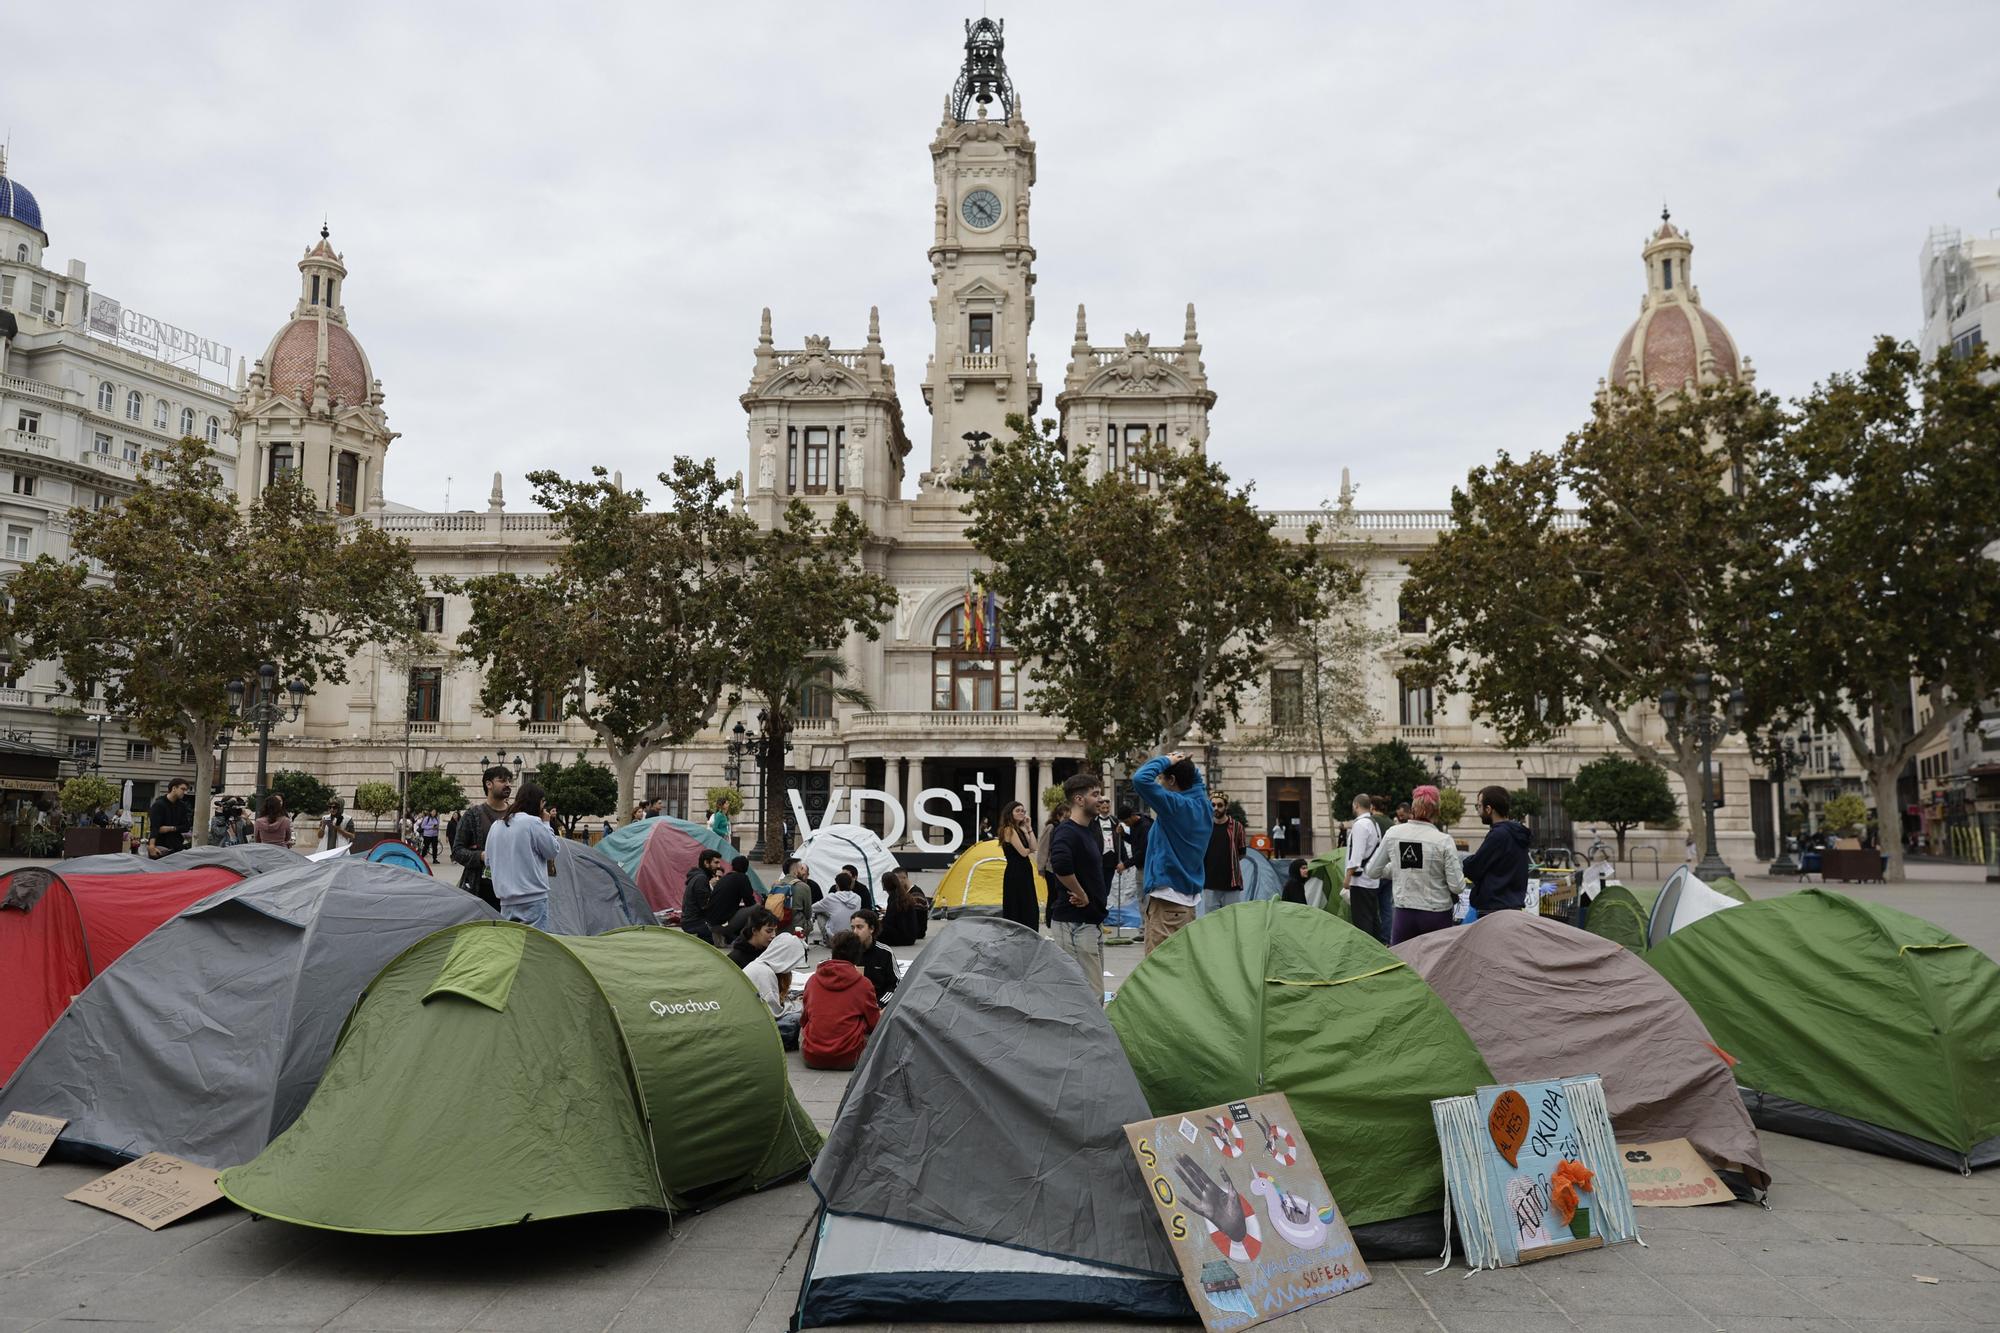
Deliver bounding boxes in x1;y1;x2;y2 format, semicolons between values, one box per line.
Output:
0;858;493;1168
59;844;307;877
1394;910;1768;1189
798;917;1191;1326
548;838;653;935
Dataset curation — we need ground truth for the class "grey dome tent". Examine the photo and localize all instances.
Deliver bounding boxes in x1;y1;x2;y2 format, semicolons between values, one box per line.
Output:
58;843;307;877
0;858;493;1167
795;918;1192;1327
547;836;653;934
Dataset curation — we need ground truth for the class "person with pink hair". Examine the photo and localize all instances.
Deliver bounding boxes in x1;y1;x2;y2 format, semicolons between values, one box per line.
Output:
1361;784;1466;944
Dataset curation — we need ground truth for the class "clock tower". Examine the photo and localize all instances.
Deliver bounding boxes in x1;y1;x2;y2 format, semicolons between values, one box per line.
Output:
920;18;1040;490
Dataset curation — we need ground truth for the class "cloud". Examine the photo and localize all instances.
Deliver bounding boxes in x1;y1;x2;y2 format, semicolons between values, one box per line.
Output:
12;0;1996;510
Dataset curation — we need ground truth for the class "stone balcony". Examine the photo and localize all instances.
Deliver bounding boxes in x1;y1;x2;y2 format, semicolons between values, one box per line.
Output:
7;429;56;456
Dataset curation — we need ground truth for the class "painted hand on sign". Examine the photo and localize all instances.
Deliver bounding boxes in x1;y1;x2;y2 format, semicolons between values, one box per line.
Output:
1488;1089;1530;1167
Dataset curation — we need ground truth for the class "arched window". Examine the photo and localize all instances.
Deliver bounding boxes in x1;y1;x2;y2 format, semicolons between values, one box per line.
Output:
179;407;195;436
154;400;168;430
205;416;220;445
98;382;114;412
932;602;1016;712
125;390;142;421
13;244;24;263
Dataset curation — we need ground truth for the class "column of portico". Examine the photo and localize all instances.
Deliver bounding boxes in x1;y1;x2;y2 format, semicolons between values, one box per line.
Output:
1014;755;1031;811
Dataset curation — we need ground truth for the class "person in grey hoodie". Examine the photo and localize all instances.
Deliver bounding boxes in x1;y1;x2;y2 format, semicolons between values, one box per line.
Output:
1362;784;1465;945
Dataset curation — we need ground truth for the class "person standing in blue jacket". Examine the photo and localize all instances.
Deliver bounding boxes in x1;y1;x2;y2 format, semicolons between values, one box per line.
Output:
1131;750;1212;954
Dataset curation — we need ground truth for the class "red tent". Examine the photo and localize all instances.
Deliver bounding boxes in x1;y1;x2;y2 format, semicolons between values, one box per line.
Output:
0;864;242;1082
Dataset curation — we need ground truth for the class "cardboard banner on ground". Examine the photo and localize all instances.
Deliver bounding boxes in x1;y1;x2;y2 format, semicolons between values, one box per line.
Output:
0;1112;67;1166
65;1152;224;1229
1124;1092;1369;1333
1618;1138;1730;1207
1432;1075;1640;1269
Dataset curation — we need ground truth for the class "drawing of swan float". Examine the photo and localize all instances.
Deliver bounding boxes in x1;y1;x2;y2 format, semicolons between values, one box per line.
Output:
1250;1169;1333;1249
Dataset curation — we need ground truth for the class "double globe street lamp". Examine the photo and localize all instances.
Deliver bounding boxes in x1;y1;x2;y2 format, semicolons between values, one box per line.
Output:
1764;728;1812;877
1659;669;1745;881
223;664;307;808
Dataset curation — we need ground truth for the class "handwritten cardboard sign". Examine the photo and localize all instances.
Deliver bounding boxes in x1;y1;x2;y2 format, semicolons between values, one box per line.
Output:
1432;1076;1640;1270
65;1153;225;1229
1619;1138;1730;1207
0;1112;67;1167
1125;1092;1369;1333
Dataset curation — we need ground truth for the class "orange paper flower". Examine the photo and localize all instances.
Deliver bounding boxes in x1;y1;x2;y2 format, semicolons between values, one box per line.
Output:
1550;1159;1596;1225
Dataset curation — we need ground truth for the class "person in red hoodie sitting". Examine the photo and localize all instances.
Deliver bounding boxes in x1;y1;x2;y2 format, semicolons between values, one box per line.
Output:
800;931;881;1070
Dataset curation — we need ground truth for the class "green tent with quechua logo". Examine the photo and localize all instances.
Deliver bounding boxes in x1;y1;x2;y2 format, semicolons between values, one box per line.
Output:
219;923;821;1233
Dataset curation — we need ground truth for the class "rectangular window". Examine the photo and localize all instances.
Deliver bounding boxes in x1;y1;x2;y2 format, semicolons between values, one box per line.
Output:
799;669;835;720
93;432;112;456
70;737;97;761
93;491;113;509
967;313;994;355
127;740;154;762
417;596;446;634
1106;422;1119;476
802;427;830;494
268;443;294;485
1662;259;1674;291
4;525;30;560
786;426;797;495
0;275;12;307
407;667;442;723
1398;675;1433;727
1271;668;1304;728
15;411;39;434
833;426;846;495
1952;326;1985;359
529;687;561;723
29;283;46;317
334;451;359;515
645;772;691;820
8;476;28;500
1124;424;1152;484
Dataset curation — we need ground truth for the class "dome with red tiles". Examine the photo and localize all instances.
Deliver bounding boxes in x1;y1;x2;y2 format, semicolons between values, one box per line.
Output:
264;316;371;408
1609;210;1741;393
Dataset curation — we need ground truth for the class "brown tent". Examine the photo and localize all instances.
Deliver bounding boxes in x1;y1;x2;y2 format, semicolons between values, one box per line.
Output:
1395;911;1769;1190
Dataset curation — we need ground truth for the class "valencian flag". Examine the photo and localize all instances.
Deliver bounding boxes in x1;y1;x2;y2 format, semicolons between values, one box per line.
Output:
961;573;998;653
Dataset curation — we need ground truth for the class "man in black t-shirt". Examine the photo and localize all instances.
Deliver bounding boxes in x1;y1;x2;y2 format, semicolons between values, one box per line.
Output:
146;779;194;858
705;855;761;933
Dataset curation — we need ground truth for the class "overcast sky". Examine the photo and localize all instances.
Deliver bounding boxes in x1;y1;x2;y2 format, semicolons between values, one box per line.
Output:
12;1;1997;510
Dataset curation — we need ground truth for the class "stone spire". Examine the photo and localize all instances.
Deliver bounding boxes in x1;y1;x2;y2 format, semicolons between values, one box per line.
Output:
487;472;504;513
1184;302;1199;344
867;305;881;344
1073;303;1088;350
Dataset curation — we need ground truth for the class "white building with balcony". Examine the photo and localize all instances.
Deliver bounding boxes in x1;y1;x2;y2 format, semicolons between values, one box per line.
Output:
0;148;244;822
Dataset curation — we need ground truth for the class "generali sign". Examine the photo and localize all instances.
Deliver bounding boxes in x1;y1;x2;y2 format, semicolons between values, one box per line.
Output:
85;295;233;383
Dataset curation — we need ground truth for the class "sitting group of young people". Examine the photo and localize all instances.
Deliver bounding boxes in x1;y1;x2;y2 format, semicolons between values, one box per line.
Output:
715;894;901;1070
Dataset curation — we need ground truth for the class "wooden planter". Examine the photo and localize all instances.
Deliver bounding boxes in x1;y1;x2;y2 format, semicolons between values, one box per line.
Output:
63;827;127;858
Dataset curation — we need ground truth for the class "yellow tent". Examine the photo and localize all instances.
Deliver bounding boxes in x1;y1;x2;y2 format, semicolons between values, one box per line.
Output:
934;839;1046;916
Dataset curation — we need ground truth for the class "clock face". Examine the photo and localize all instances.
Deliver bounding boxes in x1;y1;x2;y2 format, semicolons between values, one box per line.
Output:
961;188;1003;230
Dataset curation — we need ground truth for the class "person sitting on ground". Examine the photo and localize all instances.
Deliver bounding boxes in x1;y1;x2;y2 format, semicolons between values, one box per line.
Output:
728;906;781;969
1461;785;1532;921
704;855;760;936
840;863;873;910
682;849;723;940
849;907;899;1003
1131;751;1212;954
744;930;808;1020
775;856;816;928
1281;857;1310;905
876;870;929;947
1363;784;1466;945
800;931;881;1070
812;871;863;940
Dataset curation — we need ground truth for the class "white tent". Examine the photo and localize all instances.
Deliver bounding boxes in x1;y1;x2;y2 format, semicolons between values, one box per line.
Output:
794;822;900;907
1645;865;1742;949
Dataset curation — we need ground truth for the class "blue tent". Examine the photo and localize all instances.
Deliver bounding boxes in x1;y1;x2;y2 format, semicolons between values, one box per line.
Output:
364;840;431;876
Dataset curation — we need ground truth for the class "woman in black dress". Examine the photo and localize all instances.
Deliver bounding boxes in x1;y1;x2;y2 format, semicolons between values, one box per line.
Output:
997;800;1040;932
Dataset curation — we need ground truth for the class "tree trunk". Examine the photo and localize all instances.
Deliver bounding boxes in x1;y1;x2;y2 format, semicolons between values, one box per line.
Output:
1869;760;1904;883
1612;824;1628;861
184;717;219;847
1671;749;1708;866
761;714;790;866
608;745;645;825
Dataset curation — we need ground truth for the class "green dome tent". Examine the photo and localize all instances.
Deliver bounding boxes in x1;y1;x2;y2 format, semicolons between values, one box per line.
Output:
1649;890;2000;1171
1108;900;1491;1255
1304;848;1349;919
220;923;821;1233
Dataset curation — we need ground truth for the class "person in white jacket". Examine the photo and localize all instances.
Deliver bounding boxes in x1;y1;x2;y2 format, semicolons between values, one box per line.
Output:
1362;785;1464;946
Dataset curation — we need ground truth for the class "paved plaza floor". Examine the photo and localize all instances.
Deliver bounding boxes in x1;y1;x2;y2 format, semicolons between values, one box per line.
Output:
0;860;1994;1331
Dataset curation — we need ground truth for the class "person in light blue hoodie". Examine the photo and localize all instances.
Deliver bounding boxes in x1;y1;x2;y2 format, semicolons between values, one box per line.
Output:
1131;751;1211;954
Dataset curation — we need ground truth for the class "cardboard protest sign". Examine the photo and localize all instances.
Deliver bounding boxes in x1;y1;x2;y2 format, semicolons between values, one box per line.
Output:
1619;1138;1730;1207
1432;1075;1640;1270
65;1152;225;1229
0;1112;66;1167
1124;1092;1369;1333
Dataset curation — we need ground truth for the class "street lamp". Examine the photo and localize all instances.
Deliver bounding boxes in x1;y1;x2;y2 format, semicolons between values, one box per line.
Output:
1766;728;1811;876
225;663;307;807
724;720;750;787
1660;669;1745;880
